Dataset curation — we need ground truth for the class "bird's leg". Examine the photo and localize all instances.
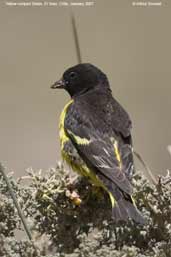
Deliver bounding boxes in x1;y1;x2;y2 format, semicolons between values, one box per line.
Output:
65;173;82;206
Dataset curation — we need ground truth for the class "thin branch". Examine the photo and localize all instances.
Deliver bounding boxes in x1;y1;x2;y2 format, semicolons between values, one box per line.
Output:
0;162;38;253
71;12;82;64
133;150;157;185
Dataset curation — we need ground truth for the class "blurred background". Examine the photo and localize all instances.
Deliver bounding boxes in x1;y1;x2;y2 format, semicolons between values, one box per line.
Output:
0;0;170;178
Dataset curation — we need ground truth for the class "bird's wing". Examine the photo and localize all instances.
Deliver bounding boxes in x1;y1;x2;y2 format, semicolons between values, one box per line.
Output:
109;98;134;177
64;106;133;195
110;98;132;140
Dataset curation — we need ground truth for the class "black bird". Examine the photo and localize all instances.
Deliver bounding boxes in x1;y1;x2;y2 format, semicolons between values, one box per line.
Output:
51;63;145;224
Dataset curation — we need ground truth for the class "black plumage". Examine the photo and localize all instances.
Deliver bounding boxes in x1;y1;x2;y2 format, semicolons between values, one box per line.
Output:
51;63;145;224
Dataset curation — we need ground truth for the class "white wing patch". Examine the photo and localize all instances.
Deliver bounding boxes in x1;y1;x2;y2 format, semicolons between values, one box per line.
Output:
92;154;113;169
103;147;111;157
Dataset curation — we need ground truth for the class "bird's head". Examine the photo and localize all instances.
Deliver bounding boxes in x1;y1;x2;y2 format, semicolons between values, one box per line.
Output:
51;63;110;98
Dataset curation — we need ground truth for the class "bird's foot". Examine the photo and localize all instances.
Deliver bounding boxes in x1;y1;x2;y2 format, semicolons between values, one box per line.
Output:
65;189;82;206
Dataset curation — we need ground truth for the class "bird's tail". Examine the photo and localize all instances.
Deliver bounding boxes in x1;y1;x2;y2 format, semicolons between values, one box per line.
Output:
109;192;146;225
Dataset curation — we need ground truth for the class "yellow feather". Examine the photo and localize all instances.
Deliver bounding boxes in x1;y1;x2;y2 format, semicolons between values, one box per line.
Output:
67;130;91;145
108;191;116;207
113;140;122;169
59;99;73;150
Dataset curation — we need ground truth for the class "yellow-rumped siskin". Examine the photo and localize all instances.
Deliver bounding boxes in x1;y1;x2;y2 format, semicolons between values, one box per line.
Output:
51;63;145;224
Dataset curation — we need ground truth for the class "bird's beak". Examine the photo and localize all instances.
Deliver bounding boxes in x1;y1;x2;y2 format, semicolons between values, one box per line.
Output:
51;79;65;89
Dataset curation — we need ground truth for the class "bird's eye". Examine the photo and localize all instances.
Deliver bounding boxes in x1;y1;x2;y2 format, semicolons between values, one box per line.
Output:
69;72;77;79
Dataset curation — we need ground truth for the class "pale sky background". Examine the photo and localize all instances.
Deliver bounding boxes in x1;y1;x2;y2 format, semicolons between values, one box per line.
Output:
0;0;171;178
